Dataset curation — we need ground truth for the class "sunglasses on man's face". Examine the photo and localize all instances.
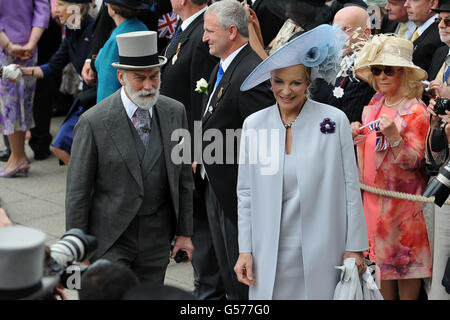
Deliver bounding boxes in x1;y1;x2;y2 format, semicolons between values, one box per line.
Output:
435;17;450;28
370;66;401;77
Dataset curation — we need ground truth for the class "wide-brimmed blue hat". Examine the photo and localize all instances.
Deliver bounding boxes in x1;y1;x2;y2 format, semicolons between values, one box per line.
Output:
240;24;347;91
105;0;150;10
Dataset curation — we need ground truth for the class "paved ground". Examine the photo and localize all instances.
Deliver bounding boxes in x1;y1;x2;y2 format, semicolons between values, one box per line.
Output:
0;116;195;299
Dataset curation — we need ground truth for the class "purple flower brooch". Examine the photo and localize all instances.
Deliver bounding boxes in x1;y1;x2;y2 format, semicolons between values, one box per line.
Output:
320;118;336;134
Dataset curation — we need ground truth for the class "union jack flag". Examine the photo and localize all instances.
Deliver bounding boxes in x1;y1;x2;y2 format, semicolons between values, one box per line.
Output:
158;11;179;39
353;118;389;151
374;128;389;152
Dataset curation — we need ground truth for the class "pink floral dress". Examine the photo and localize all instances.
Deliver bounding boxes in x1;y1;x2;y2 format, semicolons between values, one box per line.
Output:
356;93;432;280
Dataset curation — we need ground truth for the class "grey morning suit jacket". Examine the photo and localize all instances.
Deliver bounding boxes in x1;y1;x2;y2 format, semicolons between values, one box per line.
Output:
65;90;193;260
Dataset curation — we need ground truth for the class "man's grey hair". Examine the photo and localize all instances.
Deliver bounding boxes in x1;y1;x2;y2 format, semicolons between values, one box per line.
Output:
205;0;249;38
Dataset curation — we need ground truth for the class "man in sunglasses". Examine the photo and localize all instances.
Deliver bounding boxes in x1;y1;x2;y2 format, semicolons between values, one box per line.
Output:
405;0;445;72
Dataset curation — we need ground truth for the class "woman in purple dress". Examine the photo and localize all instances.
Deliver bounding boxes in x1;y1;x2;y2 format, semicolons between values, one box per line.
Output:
0;0;50;177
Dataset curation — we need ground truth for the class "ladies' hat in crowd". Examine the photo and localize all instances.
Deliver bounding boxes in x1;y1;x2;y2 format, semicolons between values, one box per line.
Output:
353;34;427;83
0;226;59;300
112;31;167;70
432;0;450;13
240;24;347;91
104;0;150;10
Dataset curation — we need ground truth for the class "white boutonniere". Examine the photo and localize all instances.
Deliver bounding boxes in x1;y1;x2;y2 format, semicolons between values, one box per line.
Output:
195;78;209;95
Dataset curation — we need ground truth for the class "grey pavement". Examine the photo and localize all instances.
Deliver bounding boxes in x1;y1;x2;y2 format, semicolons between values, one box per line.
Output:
0;116;195;299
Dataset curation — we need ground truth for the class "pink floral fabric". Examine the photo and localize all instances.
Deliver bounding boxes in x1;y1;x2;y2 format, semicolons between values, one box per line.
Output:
356;92;432;280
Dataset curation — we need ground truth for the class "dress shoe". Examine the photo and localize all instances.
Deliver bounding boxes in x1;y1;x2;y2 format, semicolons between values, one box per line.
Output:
33;148;51;160
0;149;11;162
0;160;30;178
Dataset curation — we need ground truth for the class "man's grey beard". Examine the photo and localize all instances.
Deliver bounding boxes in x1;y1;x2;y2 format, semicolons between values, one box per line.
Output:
124;74;160;110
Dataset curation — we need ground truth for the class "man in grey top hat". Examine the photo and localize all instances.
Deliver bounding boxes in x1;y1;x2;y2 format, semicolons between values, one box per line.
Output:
65;30;194;283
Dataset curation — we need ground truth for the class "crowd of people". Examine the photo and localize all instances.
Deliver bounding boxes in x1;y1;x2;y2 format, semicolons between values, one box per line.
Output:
0;0;450;300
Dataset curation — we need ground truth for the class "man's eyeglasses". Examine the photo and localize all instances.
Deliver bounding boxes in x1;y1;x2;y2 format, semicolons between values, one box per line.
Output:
370;66;401;77
435;17;450;28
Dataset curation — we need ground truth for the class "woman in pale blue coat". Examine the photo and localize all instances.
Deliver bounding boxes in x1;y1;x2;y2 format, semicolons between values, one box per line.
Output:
234;25;369;300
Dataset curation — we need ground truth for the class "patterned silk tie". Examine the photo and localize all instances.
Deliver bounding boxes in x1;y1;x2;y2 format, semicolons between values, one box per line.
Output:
132;108;151;147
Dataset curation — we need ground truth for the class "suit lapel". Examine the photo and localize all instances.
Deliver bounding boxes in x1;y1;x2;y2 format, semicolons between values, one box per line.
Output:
154;100;176;191
202;44;250;125
164;13;204;61
103;91;143;191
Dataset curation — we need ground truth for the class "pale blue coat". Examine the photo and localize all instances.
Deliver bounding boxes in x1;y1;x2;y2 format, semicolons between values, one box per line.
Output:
237;100;369;299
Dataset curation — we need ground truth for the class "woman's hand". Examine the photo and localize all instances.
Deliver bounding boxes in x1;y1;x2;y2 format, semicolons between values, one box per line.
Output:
20;42;36;60
234;253;255;286
20;67;34;77
429;80;450;99
440;110;450;142
7;43;26;59
81;60;97;86
343;251;366;275
350;121;362;137
379;114;400;141
428;99;441;128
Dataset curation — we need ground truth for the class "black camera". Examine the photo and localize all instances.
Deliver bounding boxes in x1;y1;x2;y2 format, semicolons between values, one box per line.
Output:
434;98;450;116
47;228;97;288
170;245;189;263
423;160;450;206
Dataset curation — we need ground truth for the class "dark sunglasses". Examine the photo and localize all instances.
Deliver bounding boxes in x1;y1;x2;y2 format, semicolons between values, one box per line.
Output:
370;66;401;77
435;17;450;28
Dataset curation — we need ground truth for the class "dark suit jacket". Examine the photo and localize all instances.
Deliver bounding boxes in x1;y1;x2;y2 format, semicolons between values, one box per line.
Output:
252;0;285;47
66;90;194;259
428;45;449;81
413;22;445;73
160;12;218;137
200;44;275;226
380;14;398;34
310;77;375;124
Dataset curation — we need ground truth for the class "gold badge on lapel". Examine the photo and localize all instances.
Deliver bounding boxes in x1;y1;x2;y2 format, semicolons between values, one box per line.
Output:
217;87;223;100
172;43;181;65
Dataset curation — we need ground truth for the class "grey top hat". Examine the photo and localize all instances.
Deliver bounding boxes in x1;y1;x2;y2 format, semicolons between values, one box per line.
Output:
0;226;59;300
112;31;167;70
433;0;450;12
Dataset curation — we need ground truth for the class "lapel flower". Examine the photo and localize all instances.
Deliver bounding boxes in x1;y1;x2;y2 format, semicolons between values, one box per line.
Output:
195;78;209;95
320;118;336;134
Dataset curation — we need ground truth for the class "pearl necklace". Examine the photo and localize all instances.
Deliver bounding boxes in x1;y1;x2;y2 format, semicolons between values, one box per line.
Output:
384;97;405;107
283;112;301;129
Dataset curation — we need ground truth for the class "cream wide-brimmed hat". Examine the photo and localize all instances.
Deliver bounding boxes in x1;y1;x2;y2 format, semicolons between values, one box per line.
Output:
353;34;427;83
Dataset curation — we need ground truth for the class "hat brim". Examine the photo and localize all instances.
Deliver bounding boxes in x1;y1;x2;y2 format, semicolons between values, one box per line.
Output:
112;56;167;70
432;6;450;13
21;275;60;300
240;24;346;91
105;0;150;10
355;61;427;84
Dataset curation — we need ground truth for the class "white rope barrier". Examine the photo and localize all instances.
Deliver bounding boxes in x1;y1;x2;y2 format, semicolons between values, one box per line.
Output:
360;183;450;205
